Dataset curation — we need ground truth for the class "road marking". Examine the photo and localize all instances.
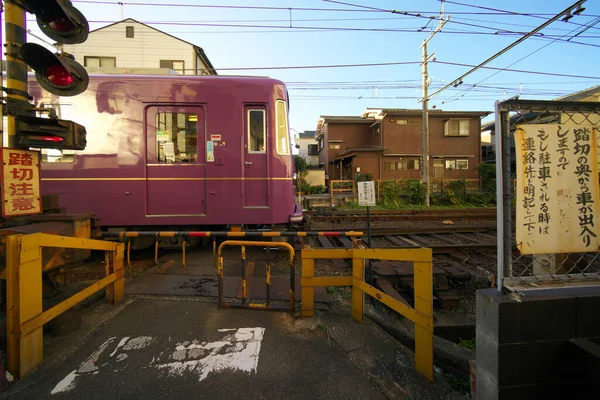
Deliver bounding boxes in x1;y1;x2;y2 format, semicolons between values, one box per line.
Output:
50;329;265;395
156;327;265;381
51;337;117;395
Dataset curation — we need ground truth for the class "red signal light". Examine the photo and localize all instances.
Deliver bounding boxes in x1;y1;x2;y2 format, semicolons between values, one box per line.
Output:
49;18;77;33
46;64;75;87
21;43;88;96
28;135;65;143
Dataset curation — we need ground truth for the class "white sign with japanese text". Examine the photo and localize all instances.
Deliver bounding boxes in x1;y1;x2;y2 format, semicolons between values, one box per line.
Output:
358;181;376;207
0;148;42;217
515;123;600;254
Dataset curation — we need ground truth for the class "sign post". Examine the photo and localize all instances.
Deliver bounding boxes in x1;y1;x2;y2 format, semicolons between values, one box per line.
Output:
357;181;376;283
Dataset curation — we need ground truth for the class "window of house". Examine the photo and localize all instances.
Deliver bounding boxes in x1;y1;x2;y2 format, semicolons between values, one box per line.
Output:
275;100;289;155
155;112;197;163
329;143;341;150
433;160;444;178
445;160;456;169
84;56;116;67
36;103;77;163
456;160;469;169
308;144;318;155
126;26;134;38
444;119;470;136
408;159;420;170
397;160;407;170
160;60;185;74
396;119;420;125
248;109;266;153
385;162;396;171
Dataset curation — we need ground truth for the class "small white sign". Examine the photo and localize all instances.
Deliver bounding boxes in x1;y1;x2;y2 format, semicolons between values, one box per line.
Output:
358;181;376;207
207;141;214;162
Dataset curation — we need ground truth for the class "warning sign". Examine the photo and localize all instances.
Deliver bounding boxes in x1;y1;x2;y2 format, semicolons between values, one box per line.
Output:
357;181;376;207
0;148;42;217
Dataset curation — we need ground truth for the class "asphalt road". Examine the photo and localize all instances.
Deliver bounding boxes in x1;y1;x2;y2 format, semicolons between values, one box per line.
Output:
6;299;386;400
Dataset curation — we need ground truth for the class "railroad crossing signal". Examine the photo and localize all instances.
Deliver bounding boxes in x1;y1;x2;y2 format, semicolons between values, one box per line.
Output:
10;0;90;150
15;115;87;151
18;0;90;44
19;0;90;97
20;43;89;97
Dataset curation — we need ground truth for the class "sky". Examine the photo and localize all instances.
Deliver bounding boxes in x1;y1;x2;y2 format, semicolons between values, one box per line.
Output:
13;0;600;136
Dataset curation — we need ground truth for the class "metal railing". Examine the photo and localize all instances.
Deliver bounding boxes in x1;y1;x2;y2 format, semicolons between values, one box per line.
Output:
5;233;125;378
217;240;295;312
495;99;600;290
329;179;356;206
300;247;434;381
97;230;363;271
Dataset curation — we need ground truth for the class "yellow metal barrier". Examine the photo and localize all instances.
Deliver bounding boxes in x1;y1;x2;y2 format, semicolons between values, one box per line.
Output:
217;240;295;312
329;179;356;206
6;233;125;378
301;247;434;381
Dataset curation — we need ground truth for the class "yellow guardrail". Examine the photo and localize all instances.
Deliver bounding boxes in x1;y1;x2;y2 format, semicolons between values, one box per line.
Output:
329;179;356;206
6;233;125;378
301;247;434;381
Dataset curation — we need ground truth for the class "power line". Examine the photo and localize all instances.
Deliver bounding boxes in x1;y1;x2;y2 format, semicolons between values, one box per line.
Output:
426;0;588;101
439;11;599;105
72;0;389;13
434;60;599;80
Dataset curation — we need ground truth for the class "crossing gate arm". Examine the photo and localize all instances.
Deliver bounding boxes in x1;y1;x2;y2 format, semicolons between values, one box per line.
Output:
300;247;434;382
6;233;125;379
217;240;295;312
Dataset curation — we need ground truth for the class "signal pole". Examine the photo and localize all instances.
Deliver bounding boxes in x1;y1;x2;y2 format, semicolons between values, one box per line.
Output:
420;3;448;207
4;0;28;149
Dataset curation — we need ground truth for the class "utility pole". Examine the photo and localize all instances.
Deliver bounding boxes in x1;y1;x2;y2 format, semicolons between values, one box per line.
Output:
420;3;448;207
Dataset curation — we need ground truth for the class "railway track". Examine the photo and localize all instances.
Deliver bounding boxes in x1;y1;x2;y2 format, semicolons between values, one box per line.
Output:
313;228;498;254
305;207;500;223
309;227;498;311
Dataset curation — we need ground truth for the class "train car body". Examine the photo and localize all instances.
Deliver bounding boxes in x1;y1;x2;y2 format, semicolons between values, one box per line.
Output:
28;74;302;236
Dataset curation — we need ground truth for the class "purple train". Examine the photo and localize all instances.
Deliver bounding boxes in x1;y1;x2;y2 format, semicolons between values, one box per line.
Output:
29;74;302;246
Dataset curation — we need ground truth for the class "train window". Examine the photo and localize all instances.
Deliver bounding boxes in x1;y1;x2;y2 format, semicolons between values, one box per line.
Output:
276;100;289;155
155;112;198;163
248;110;266;153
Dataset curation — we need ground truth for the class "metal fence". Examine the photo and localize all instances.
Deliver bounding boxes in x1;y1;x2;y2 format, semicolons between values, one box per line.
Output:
495;99;600;290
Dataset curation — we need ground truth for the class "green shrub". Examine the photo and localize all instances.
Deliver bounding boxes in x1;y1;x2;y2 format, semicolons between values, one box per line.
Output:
477;163;496;195
380;179;404;207
309;185;325;194
405;178;425;205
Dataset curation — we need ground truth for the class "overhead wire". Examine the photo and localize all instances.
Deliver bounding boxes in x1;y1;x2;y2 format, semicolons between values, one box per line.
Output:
437;12;600;106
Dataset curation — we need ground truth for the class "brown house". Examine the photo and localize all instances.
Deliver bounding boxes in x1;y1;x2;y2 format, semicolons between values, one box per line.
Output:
316;108;491;183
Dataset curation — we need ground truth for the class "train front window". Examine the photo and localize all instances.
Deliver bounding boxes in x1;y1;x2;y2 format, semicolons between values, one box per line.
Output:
276;100;289;155
155;112;197;163
248;110;266;153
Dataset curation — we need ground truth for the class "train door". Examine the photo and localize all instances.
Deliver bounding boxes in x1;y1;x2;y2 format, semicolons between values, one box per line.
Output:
145;106;206;216
243;106;269;208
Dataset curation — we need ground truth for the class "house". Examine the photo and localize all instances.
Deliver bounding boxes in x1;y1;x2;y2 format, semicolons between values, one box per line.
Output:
316;108;490;183
60;18;217;75
298;130;319;166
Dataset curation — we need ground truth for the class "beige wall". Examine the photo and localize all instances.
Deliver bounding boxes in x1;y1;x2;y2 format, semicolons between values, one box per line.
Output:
305;170;325;186
299;137;319;165
62;21;210;75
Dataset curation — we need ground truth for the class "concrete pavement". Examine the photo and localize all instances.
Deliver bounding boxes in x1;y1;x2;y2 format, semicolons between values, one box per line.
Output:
5;298;387;400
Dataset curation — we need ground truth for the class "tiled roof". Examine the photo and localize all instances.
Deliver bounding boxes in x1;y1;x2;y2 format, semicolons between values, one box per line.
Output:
554;85;600;101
